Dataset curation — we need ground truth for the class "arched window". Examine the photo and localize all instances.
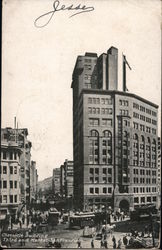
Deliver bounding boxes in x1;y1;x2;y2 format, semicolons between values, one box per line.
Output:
133;133;138;166
102;130;112;164
133;133;138;140
139;135;145;166
89;130;99;164
103;130;112;138
147;137;151;143
141;135;145;142
90;130;99;137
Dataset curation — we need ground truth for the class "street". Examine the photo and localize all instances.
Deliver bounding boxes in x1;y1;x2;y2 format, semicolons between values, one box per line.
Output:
1;218;159;249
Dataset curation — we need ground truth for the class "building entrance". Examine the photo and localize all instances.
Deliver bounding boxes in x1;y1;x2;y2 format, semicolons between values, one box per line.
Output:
119;199;129;212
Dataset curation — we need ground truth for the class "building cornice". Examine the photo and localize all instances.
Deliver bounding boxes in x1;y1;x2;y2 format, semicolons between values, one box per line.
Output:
81;89;158;108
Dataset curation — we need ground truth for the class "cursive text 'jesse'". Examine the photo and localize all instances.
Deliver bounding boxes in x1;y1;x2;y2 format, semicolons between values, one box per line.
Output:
34;0;94;28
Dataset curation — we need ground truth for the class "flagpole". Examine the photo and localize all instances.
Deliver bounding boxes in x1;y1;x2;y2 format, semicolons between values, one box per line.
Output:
122;54;132;92
122;54;126;92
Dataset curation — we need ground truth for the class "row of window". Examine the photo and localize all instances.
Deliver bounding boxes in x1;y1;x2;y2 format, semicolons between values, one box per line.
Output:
133;107;157;118
134;177;156;184
89;187;112;194
133;169;156;175
119;109;129;116
88;97;112;105
134;187;157;193
84;74;91;80
0;165;18;174
133;123;156;134
84;58;93;63
134;196;156;204
89;168;112;175
89;176;112;183
84;64;92;70
0;180;18;189
89;118;113;126
133;161;156;168
1;151;18;160
88;108;113;115
133;151;155;159
133;103;157;117
119;100;129;106
0;195;18;204
84;83;92;89
133;113;157;124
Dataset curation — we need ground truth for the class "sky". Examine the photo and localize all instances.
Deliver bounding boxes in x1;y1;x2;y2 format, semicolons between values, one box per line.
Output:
2;0;161;181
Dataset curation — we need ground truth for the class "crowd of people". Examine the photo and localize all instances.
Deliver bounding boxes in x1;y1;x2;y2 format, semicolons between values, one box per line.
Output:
3;207;158;249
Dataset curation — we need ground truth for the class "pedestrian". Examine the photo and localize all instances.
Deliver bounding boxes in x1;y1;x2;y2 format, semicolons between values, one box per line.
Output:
27;215;29;227
19;219;22;229
104;233;107;240
117;238;122;249
112;235;116;249
102;225;106;235
77;238;81;248
22;214;25;224
91;239;94;248
100;238;104;248
123;235;128;247
104;239;108;249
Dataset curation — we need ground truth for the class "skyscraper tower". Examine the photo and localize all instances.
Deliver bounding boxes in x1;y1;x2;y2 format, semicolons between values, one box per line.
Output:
71;46;158;211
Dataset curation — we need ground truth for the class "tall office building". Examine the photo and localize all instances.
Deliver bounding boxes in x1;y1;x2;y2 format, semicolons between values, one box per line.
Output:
60;159;74;198
52;168;61;195
71;46;158;211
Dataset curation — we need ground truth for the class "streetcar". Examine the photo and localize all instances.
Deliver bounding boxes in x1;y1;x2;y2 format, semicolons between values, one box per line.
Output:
130;204;158;221
48;208;60;226
69;212;95;229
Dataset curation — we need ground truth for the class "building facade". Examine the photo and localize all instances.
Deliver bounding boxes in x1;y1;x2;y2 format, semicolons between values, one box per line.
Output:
0;129;22;218
71;47;159;211
0;127;36;217
30;161;38;202
157;137;161;208
52;168;61;195
60;159;74;198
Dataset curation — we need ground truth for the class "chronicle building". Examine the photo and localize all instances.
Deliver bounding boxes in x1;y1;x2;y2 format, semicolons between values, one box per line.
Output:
71;47;159;211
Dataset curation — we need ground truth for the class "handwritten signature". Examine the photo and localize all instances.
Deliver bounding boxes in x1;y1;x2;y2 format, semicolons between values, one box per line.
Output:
34;0;94;28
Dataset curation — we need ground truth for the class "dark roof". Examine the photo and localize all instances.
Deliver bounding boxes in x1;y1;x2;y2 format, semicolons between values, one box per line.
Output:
85;52;98;57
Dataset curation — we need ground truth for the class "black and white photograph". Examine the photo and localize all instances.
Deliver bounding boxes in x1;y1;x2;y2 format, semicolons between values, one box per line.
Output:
1;0;161;248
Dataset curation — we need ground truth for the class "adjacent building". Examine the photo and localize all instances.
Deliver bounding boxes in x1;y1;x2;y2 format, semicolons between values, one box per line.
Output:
30;161;38;202
0;130;22;218
60;159;74;198
71;47;159;211
157;137;161;208
52;168;61;195
0;127;38;218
